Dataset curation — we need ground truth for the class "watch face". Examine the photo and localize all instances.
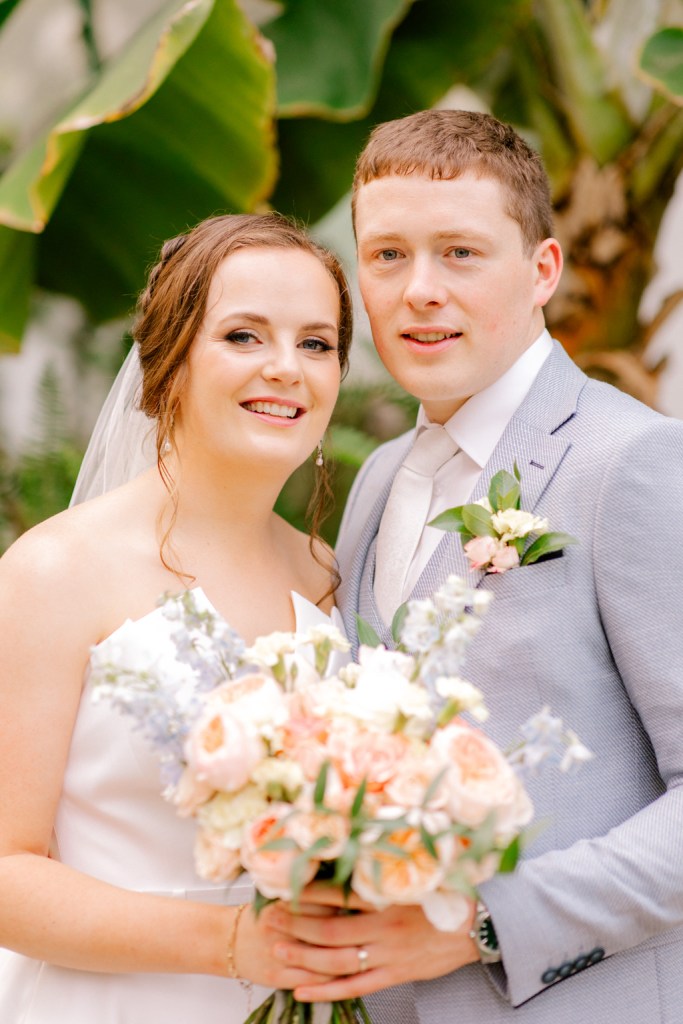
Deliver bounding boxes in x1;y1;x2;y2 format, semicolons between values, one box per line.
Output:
479;915;499;953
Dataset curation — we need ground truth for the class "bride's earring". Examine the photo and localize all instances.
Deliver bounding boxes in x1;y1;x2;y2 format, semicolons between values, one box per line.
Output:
162;412;174;455
315;440;324;467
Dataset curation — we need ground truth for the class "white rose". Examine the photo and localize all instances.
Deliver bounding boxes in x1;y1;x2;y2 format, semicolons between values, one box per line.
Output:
197;784;269;844
251;758;305;800
490;508;549;541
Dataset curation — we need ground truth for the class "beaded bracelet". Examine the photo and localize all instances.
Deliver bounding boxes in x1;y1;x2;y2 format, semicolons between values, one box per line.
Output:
226;903;248;981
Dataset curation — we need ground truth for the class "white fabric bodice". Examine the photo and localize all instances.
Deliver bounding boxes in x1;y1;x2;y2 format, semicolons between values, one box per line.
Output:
0;591;346;1023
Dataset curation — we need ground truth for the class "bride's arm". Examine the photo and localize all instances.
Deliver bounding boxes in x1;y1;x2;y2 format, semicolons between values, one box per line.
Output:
0;520;327;986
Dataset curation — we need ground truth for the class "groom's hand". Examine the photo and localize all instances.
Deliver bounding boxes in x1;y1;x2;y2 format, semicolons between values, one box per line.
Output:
265;883;480;1000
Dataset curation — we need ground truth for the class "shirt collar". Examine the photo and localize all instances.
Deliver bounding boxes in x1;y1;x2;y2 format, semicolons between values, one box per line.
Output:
416;330;553;469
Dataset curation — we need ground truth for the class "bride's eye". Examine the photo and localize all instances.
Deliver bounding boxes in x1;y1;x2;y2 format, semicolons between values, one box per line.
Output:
300;336;336;353
225;330;259;346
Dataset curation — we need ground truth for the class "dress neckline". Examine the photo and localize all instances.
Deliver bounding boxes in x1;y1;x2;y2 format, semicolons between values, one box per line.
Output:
91;587;341;655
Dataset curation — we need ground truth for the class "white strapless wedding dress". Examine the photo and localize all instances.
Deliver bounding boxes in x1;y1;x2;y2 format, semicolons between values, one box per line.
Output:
0;591;347;1023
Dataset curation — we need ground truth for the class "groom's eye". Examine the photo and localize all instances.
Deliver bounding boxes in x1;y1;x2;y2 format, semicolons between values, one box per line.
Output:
378;249;400;262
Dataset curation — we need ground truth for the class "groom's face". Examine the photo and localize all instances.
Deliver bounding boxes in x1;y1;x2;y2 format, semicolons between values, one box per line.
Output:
355;172;560;423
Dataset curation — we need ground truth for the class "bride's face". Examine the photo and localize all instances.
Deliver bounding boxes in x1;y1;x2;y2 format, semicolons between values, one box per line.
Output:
176;246;342;472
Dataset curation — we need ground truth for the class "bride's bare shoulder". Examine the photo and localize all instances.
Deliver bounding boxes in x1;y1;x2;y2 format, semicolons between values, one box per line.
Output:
0;474;159;602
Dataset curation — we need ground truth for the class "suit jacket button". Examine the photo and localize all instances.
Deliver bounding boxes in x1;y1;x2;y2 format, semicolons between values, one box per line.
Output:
541;968;558;984
558;961;574;978
574;955;590;971
589;947;605;965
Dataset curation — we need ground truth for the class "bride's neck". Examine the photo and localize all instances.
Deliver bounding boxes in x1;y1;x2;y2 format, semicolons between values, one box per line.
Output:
158;452;286;543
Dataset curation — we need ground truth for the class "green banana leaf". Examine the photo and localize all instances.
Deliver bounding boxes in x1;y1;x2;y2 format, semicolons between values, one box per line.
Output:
263;0;414;119
0;0;23;30
640;27;683;103
271;0;529;222
0;0;276;351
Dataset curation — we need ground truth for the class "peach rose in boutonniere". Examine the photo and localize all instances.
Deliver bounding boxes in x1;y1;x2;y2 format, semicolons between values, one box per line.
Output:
430;466;577;574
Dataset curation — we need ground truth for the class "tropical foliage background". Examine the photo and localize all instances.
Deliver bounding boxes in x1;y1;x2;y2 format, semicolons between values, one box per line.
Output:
0;0;682;552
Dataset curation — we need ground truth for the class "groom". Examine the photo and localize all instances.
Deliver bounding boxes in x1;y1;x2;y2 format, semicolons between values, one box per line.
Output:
299;110;683;1021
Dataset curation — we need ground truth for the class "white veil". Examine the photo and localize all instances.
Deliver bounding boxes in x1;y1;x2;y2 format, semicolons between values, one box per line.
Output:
70;345;157;506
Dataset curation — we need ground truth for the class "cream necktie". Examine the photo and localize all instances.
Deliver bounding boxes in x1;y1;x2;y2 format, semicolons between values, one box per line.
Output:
374;426;457;623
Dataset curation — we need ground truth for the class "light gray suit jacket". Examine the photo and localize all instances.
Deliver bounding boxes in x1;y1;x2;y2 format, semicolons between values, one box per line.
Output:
335;342;683;1022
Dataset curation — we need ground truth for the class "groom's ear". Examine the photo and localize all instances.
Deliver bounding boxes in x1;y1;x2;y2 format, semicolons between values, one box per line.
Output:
533;238;563;308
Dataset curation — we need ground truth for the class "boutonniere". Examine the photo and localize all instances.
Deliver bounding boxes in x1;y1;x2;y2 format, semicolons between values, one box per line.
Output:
429;466;577;574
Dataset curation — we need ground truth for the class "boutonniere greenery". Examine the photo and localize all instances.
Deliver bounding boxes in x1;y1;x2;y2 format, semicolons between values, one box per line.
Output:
429;466;577;574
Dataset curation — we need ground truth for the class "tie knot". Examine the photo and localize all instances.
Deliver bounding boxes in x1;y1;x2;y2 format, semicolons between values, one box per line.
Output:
403;426;457;476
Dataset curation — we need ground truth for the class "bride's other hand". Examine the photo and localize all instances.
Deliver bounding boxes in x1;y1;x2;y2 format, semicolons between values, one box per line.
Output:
262;884;478;999
235;901;337;988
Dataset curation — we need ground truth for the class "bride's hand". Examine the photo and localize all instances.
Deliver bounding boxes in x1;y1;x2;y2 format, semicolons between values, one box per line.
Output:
234;900;338;989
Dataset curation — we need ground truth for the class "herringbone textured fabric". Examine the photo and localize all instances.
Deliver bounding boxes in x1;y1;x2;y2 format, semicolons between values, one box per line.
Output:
335;341;683;1021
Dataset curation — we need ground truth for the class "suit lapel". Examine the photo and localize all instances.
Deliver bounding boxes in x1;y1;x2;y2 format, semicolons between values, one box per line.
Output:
410;341;587;599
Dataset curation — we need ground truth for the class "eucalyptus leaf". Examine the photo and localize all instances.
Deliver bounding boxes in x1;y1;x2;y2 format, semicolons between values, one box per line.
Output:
252;888;277;918
350;778;368;819
499;835;520;873
461;504;495;538
260;836;299;852
356;615;382;648
428;506;467;532
390;602;409;645
488;469;520;511
422;766;448;807
313;762;329;809
419;824;438;860
521;531;577;565
333;839;359;885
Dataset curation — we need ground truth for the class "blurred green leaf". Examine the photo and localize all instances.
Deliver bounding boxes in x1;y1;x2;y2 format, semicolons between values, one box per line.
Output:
265;0;414;118
0;0;277;347
356;615;382;648
0;0;23;29
640;27;683;104
272;0;527;220
532;0;633;162
0;226;34;352
390;602;408;645
328;424;379;468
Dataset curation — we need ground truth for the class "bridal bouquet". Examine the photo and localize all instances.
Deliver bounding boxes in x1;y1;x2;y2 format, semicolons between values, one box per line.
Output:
90;578;591;1024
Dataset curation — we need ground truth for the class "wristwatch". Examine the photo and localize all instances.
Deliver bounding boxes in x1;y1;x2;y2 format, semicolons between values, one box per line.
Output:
470;900;502;964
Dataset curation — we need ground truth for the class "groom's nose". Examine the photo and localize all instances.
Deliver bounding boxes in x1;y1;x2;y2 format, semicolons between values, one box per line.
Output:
402;255;448;309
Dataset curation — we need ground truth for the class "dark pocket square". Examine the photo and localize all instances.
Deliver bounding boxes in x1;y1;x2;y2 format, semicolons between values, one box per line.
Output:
533;549;564;565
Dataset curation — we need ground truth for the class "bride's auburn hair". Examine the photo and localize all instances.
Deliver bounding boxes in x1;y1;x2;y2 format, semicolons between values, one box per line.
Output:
133;213;353;596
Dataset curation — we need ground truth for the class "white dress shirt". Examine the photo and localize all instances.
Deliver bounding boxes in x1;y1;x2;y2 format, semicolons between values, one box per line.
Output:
401;330;553;595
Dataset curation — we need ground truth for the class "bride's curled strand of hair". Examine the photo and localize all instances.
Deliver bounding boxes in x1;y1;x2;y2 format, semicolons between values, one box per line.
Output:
139;233;189;314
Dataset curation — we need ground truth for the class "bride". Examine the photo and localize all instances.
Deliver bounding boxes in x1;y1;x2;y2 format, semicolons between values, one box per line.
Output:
0;212;353;1021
